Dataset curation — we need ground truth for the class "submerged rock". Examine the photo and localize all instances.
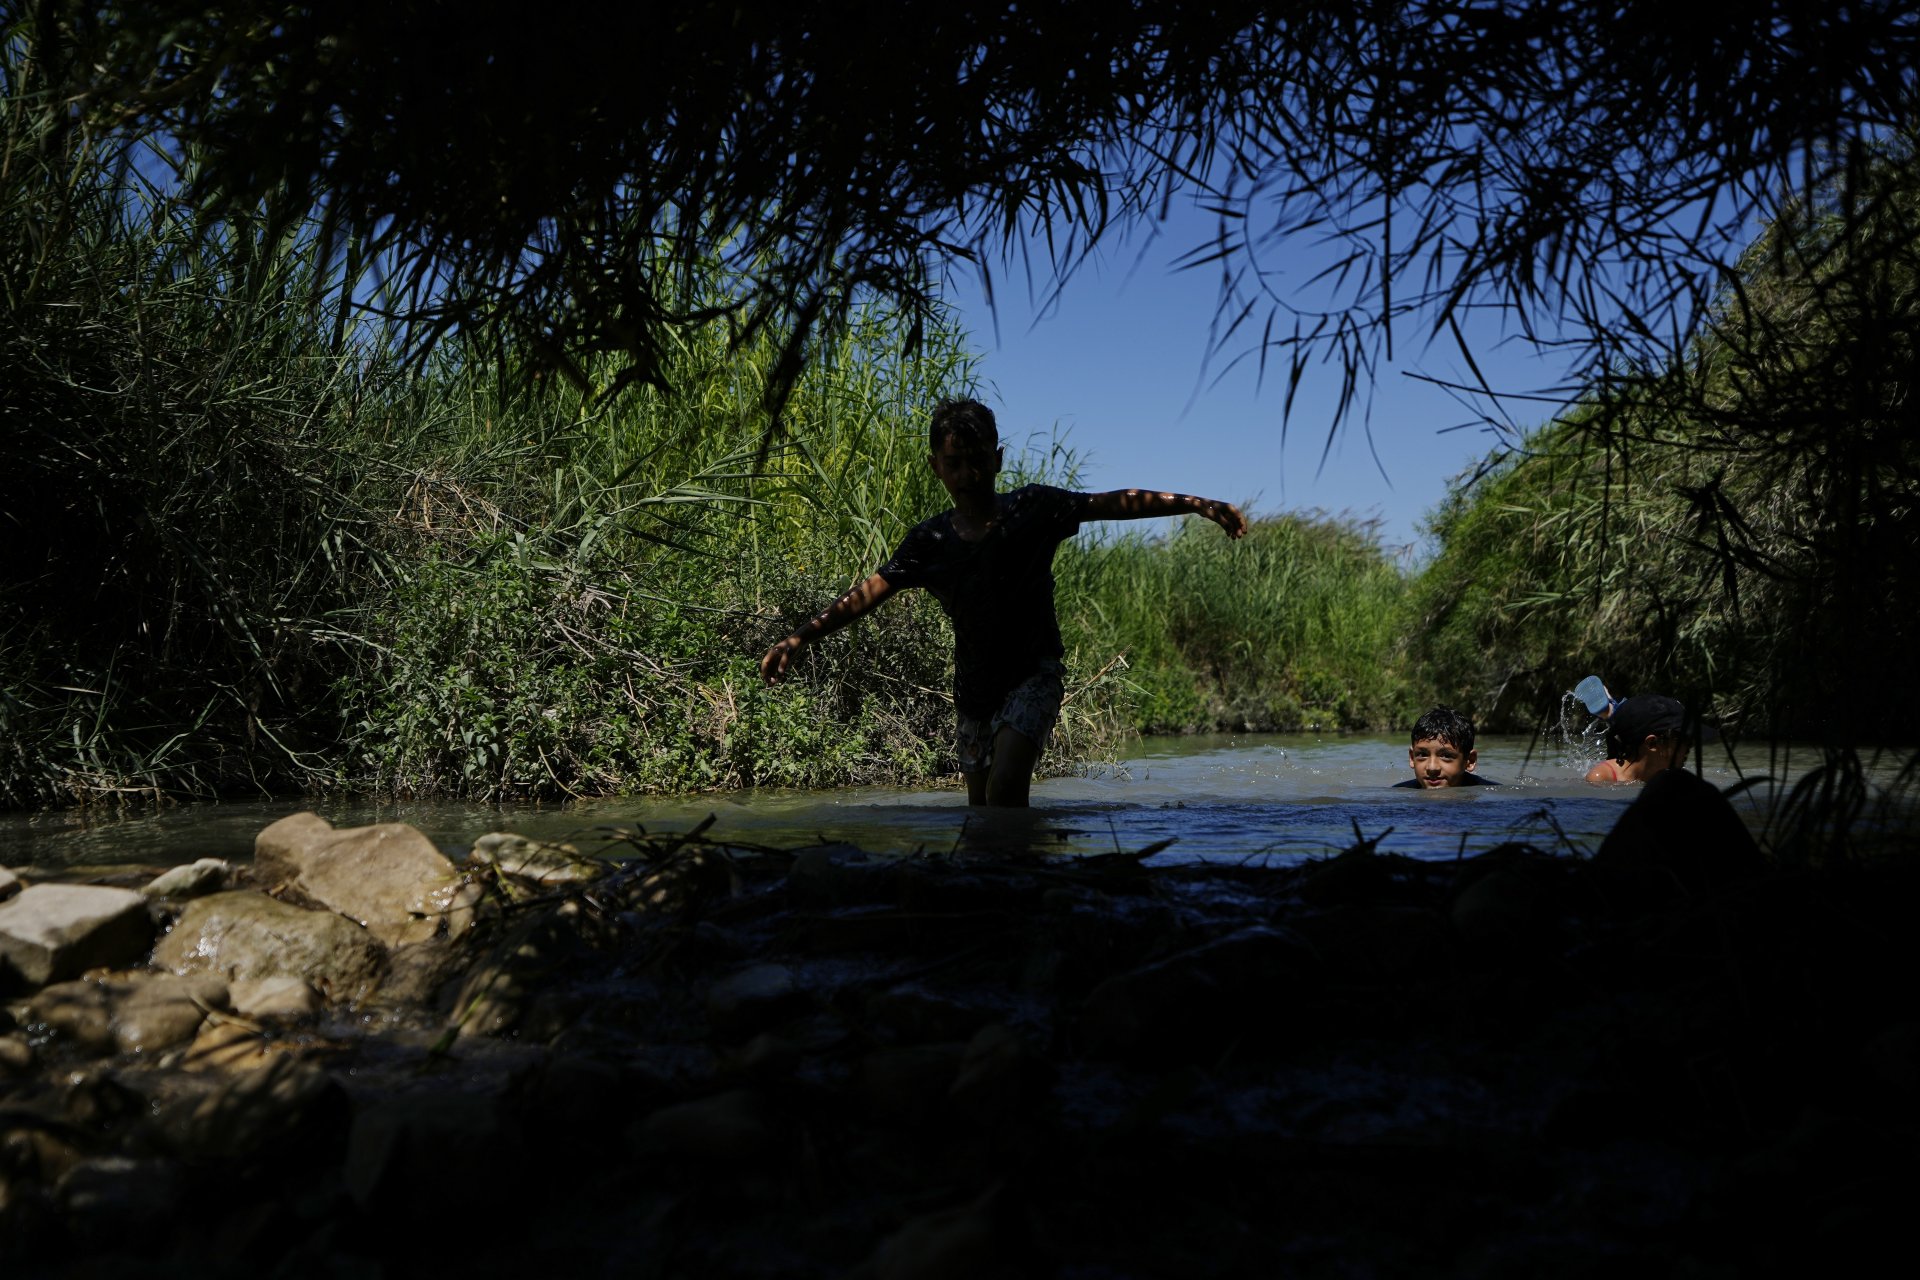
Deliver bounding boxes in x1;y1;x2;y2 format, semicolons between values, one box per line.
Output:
706;962;803;1038
229;975;322;1020
141;858;231;899
254;811;466;946
27;972;231;1056
179;1020;284;1072
152;889;386;1004
449;900;595;1041
120;974;230;1053
0;884;153;988
1076;925;1315;1061
371;936;471;1011
619;848;735;917
470;832;610;886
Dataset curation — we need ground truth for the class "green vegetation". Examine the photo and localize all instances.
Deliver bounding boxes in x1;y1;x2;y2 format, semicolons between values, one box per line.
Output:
3;37;1429;808
1058;516;1415;735
13;23;1914;811
2;42;965;805
1407;133;1920;750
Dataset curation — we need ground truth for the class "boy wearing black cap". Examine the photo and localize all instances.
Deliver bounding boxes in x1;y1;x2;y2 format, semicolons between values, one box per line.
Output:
1586;693;1764;887
1584;694;1690;785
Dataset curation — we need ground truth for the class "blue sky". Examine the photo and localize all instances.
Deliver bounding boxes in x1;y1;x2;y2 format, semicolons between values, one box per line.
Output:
937;198;1584;557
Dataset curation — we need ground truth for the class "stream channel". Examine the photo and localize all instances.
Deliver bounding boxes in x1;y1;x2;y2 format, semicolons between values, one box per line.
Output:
2;732;1803;872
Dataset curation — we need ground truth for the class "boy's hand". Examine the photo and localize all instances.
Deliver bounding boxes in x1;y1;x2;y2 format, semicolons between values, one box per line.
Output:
1199;499;1248;539
760;636;803;684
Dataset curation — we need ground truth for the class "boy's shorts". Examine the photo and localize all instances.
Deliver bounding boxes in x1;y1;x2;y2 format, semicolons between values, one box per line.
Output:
955;660;1067;775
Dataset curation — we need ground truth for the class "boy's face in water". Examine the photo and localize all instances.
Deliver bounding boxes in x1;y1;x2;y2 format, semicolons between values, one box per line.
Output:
929;435;1002;502
1409;737;1476;787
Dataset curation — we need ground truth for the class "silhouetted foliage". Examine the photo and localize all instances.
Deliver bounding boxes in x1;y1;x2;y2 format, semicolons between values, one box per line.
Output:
1410;131;1920;754
18;1;1917;426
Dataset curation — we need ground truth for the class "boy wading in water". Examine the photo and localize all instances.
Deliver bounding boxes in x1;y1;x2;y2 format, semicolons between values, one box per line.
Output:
760;398;1247;807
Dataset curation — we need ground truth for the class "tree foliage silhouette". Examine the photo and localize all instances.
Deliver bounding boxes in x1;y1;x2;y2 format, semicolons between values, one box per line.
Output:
21;0;1918;424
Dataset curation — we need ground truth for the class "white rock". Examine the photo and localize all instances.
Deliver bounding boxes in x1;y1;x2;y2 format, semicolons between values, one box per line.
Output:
0;884;153;987
143;858;231;899
255;813;462;946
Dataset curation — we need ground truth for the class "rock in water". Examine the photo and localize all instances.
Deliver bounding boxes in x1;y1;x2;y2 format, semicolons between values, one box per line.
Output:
0;884;153;988
152;890;386;1005
469;832;609;885
28;973;231;1055
142;858;231;900
255;812;464;946
229;976;323;1020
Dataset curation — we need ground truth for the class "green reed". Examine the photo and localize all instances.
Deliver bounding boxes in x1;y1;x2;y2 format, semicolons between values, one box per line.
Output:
1057;514;1417;735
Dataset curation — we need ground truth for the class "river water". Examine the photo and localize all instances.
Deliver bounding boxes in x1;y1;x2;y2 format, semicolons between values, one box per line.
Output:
2;733;1801;873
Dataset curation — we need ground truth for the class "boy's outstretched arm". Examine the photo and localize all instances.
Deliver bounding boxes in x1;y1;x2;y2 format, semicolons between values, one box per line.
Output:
760;572;897;683
1083;489;1248;538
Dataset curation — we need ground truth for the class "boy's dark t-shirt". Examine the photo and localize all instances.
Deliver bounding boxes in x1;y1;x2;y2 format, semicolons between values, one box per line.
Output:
1392;773;1499;787
876;484;1090;718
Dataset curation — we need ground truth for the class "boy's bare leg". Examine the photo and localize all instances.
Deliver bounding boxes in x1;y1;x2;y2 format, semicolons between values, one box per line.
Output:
964;769;989;806
982;725;1041;808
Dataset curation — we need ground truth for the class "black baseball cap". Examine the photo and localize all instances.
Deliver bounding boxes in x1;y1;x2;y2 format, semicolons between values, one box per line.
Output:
1605;694;1689;761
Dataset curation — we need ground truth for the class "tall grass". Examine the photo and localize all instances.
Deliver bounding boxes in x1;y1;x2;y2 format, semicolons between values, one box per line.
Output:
1;50;395;805
328;306;987;799
2;37;965;804
1058;515;1415;734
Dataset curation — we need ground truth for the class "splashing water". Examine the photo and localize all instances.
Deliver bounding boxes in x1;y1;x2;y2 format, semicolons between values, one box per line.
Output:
1553;691;1610;771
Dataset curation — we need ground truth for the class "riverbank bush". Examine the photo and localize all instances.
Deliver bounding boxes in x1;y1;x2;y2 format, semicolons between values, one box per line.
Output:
1;39;976;805
1058;514;1415;734
1408;133;1920;748
1;61;390;806
324;305;985;799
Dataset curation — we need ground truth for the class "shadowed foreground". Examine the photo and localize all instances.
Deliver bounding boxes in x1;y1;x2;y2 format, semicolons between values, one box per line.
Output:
0;819;1911;1277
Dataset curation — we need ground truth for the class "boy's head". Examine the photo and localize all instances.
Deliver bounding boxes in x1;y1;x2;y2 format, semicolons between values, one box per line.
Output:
1605;694;1689;772
928;398;1002;500
929;398;999;453
1407;706;1477;788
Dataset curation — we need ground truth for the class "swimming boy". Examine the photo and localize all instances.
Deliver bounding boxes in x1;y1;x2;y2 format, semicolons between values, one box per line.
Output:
1588;693;1761;887
1394;706;1498;787
759;398;1247;807
1584;694;1689;784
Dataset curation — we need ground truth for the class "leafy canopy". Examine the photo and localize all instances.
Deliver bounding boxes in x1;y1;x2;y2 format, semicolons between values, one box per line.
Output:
23;0;1918;426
